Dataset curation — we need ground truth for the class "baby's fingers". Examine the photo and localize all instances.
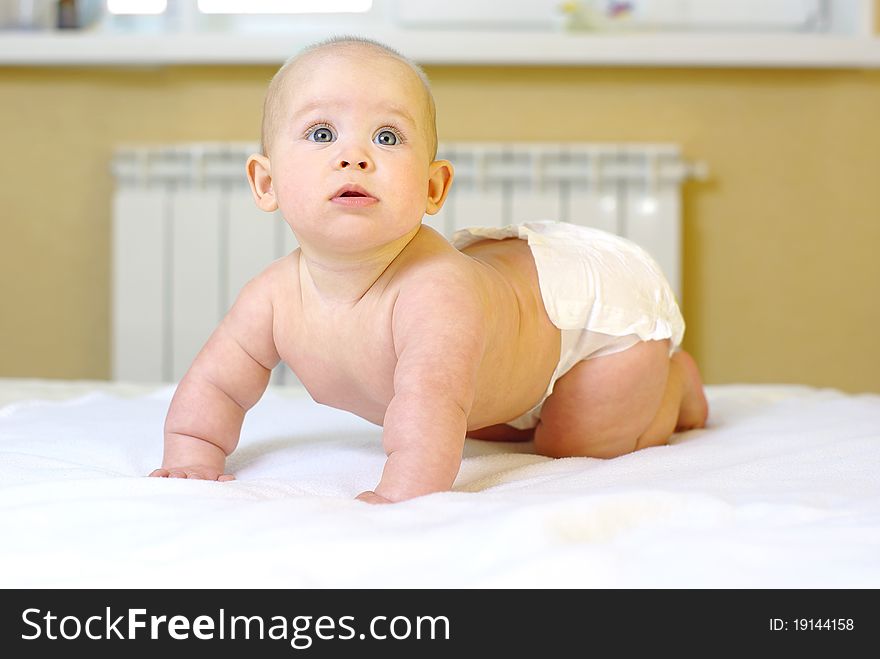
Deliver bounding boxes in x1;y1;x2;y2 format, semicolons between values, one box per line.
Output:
188;470;235;481
148;468;234;481
356;490;392;505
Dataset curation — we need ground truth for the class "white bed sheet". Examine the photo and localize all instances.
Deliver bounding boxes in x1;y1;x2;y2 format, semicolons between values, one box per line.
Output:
0;379;878;588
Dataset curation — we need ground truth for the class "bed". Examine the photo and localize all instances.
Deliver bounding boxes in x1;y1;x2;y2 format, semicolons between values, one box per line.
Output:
1;378;878;588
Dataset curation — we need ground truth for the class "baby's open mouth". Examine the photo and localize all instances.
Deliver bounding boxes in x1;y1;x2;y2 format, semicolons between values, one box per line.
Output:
331;184;378;207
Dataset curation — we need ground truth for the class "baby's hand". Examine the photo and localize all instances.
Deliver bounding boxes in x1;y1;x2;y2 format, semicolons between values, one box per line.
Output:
355;490;392;505
149;466;235;481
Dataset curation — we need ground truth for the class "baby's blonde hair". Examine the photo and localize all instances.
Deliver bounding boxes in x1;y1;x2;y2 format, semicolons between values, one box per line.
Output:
260;36;438;161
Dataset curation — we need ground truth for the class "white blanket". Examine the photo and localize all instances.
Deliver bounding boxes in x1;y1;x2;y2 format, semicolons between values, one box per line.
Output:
1;379;878;588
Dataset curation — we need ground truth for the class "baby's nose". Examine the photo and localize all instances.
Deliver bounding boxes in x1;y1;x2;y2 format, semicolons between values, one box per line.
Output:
339;159;369;170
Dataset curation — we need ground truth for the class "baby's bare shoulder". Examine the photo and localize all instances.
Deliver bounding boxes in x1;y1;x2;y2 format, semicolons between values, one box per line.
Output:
390;240;489;383
248;251;300;300
392;246;488;337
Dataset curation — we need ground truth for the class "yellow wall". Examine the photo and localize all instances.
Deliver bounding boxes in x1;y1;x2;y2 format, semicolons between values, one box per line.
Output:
1;63;879;392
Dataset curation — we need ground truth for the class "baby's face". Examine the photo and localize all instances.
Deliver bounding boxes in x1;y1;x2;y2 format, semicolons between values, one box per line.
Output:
267;49;438;255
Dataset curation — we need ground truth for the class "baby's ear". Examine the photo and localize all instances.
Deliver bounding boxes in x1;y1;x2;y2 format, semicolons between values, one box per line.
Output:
425;159;454;215
246;154;279;213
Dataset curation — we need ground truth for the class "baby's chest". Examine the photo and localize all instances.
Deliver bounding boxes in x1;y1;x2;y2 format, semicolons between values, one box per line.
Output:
278;308;398;421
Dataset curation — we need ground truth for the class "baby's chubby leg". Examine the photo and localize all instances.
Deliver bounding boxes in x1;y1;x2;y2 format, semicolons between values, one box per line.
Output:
533;340;708;459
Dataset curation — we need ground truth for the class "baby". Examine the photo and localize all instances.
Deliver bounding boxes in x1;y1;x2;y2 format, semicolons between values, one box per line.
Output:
149;37;708;503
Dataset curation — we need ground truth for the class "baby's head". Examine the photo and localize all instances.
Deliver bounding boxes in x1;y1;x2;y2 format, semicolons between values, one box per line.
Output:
246;37;452;256
261;37;438;161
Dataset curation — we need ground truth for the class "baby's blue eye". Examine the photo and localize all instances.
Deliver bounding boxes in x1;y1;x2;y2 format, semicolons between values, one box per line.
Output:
308;126;335;143
374;129;399;146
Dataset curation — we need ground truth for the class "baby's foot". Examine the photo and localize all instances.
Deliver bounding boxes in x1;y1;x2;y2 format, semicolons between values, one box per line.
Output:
671;350;709;431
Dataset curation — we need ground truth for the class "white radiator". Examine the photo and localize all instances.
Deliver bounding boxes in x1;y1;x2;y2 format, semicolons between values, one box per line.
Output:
112;142;706;383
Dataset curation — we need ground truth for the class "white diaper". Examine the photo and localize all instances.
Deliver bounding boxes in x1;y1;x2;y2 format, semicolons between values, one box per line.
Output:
452;220;685;430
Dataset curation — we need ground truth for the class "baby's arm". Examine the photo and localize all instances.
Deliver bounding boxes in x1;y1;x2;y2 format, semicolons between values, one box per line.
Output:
150;273;280;480
359;272;486;502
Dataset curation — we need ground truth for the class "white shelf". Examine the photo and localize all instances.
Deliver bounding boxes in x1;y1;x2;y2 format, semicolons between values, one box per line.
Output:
1;30;880;67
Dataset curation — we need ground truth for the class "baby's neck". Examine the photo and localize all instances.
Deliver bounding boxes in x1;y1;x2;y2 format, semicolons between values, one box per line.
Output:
298;226;420;306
